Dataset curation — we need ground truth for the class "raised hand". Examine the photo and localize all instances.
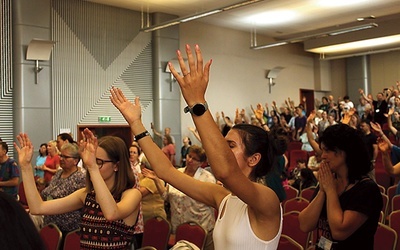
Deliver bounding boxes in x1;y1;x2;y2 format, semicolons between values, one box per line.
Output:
110;87;142;126
377;137;390;153
370;122;382;134
141;168;158;180
14;133;34;169
318;161;336;194
79;128;98;169
168;44;212;106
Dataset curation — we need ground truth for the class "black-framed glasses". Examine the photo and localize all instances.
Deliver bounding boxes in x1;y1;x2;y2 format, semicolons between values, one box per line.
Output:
60;154;78;159
96;158;114;169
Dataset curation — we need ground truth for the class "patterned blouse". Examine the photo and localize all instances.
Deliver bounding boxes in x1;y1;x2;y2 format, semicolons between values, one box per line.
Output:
80;192;136;249
167;167;216;233
41;168;86;233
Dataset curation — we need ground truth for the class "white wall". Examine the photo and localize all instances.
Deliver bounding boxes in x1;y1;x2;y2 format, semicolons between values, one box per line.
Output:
178;21;316;144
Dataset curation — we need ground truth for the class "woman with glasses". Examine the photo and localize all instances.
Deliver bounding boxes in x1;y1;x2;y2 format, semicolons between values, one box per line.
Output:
143;145;216;250
41;142;85;235
15;128;141;250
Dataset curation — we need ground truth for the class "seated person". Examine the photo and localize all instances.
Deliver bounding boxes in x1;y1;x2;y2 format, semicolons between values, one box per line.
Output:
291;168;318;191
0;141;19;199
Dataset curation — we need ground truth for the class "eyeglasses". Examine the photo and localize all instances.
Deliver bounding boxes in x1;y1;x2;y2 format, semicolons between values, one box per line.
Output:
59;154;78;159
96;158;115;169
186;154;201;162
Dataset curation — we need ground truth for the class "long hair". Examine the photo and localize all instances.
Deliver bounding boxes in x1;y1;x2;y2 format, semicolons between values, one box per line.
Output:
86;136;135;197
0;192;45;249
232;124;281;181
319;123;370;183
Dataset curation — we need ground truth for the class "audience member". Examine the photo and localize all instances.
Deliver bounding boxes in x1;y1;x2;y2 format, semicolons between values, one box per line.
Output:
0;141;20;199
299;124;382;249
359;119;378;180
129;144;142;174
143;145;216;250
0;192;45;250
34;143;47;178
41;143;86;235
180;136;192;167
56;132;75;150
15;129;142;249
139;161;167;223
151;123;176;144
42;140;60;184
291;168;318;191
162;134;176;166
265;127;289;202
110;44;282;249
359;89;388;125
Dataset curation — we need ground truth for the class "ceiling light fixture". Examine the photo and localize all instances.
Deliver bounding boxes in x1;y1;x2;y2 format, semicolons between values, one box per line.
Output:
250;23;378;50
140;0;263;32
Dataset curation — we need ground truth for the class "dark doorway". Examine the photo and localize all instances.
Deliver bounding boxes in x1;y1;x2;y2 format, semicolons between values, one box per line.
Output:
77;125;133;149
300;89;315;116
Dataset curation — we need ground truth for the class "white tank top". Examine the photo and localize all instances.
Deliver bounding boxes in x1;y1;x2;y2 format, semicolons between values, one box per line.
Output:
213;194;282;250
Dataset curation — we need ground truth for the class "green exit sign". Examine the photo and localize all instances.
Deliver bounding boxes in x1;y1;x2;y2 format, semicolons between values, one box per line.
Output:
98;116;111;123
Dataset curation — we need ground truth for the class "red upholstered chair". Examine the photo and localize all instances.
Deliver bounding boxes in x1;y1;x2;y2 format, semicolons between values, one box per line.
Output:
388;210;400;250
374;222;397;250
63;229;80;250
40;223;62;250
282;211;309;249
175;221;207;250
284;197;309;213
282;186;299;209
299;186;316;202
18;181;29;209
142;216;171;250
377;184;386;194
375;169;392;191
287;141;303;152
392;194;400;213
278;234;304;250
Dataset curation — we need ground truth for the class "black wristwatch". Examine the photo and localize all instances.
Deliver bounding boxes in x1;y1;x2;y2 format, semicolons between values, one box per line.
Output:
184;102;208;116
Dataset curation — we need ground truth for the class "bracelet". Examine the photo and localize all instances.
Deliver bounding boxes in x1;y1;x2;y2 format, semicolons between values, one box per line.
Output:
261;123;267;126
134;131;150;141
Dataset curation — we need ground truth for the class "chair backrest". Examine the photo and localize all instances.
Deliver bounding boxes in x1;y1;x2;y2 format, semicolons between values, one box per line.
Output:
288;150;309;173
18;181;29;209
285;185;299;200
387;185;397;216
142;216;171;250
388;210;400;250
175;221;207;250
63;229;80;250
377;184;386;194
40;223;62;250
374;222;397;250
278;234;304;250
392;194;400;213
382;193;389;219
287;141;303;152
299;186;316;202
284;197;309;213
282;211;309;249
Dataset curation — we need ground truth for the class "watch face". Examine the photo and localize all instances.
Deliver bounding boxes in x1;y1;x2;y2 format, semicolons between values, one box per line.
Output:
192;104;206;116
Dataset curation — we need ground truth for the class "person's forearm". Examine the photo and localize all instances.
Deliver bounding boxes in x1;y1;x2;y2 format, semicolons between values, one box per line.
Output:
0;177;19;187
191;110;240;182
299;190;325;232
152;178;167;200
325;189;348;239
20;166;45;214
131;121;177;181
382;151;398;175
87;167;124;220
